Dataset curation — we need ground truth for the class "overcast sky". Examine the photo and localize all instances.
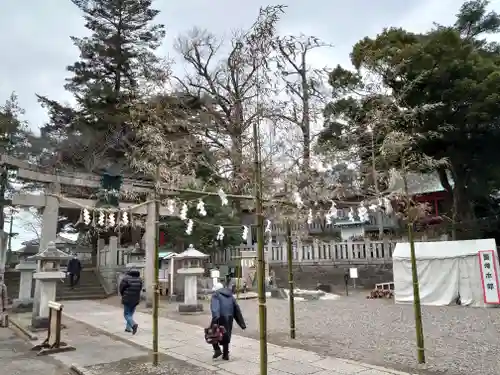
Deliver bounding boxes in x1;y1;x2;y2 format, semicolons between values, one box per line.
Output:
2;0;494;131
1;0;499;250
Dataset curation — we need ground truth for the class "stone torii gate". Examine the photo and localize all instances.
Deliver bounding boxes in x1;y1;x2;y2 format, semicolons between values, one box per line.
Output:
1;155;171;309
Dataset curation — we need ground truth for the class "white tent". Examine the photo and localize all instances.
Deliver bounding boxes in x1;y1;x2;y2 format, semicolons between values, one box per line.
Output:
393;239;499;307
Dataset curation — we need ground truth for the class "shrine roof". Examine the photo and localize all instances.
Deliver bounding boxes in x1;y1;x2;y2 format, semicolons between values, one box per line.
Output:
388;170;453;196
175;245;209;259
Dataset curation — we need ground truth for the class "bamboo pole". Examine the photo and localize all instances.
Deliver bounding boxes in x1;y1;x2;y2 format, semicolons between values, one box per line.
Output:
407;223;425;363
152;166;160;366
403;167;425;364
285;221;296;339
253;118;268;375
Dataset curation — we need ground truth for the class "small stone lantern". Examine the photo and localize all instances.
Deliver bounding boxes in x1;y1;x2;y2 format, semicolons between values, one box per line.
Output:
29;241;71;328
176;244;209;313
12;259;37;312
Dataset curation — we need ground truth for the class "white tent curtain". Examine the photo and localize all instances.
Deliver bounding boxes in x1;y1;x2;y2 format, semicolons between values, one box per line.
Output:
393;239;499;308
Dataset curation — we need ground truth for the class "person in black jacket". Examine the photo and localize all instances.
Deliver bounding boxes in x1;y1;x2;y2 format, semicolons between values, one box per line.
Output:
210;284;246;360
119;269;143;334
67;255;82;288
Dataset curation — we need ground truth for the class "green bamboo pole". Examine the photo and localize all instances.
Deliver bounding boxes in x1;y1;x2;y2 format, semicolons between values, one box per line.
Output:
407;223;425;363
285;220;296;339
402;164;425;364
253;120;268;375
152;167;160;366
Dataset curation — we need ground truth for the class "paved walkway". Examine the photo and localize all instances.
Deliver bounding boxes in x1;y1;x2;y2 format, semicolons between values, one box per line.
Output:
0;326;71;375
61;300;415;375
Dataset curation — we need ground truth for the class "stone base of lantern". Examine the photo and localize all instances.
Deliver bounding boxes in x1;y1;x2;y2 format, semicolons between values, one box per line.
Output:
178;303;203;313
12;298;33;313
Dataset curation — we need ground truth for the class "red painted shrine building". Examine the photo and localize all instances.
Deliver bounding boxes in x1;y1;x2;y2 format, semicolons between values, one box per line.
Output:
393;172;451;217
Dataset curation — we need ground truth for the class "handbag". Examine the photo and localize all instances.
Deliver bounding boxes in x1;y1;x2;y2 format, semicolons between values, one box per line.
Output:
204;323;226;344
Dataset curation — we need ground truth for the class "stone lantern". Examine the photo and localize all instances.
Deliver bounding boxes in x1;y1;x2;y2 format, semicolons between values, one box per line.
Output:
12;259;37;312
176;244;209;313
28;241;71;328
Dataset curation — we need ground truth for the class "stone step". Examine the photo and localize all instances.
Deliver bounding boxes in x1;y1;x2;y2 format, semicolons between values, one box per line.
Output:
58;289;106;296
4;269;109;301
57;293;108;301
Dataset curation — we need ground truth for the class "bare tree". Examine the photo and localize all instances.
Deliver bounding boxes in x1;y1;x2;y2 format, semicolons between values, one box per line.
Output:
273;35;333;177
173;5;286;198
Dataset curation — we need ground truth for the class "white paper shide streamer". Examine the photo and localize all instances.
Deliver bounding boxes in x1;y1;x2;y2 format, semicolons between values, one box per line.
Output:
325;201;337;225
293;192;303;208
216;226;224;240
185;219;193;235
179;203;188;221
121;211;129;226
348;207;355;222
108;212;115;226
197;199;207;216
307;209;313;225
98;211;105;226
167;199;176;215
357;203;369;222
218;188;228;206
265;220;271;233
242;226;248;241
83;208;91;225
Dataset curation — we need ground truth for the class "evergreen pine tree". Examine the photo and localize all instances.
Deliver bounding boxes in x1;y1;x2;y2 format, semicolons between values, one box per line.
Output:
38;0;166;171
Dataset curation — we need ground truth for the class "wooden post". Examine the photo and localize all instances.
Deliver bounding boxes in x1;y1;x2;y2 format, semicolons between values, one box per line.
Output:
31;301;75;355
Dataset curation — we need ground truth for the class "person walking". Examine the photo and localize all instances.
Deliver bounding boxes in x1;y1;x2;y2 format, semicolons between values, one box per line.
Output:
67;254;82;288
210;283;246;360
119;269;142;335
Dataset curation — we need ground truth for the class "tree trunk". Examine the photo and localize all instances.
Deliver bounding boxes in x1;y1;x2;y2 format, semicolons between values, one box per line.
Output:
438;165;476;239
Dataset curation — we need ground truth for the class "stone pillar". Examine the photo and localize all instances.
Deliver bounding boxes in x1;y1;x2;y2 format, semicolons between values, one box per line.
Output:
282;241;287;263
312;240;318;261
97;237;105;267
38;278;57;319
109;236;118;265
32;184;60;322
246;226;253;246
184;275;197;305
297;238;303;262
12;261;37;312
0;230;7;271
169;258;175;297
144;199;155;308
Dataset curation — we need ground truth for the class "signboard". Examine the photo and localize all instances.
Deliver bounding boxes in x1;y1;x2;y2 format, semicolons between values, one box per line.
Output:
478;250;500;304
349;268;358;279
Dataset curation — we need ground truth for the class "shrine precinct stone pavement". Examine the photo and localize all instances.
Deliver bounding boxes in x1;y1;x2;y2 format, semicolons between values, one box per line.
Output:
60;300;416;375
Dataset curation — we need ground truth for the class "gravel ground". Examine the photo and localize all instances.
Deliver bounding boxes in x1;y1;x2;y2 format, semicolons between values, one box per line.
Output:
105;294;500;375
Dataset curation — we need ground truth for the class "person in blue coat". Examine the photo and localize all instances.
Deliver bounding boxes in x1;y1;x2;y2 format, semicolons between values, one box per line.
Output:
210;284;246;360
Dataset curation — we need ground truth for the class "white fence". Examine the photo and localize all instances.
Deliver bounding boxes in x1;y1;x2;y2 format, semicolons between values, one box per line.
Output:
210;240;396;265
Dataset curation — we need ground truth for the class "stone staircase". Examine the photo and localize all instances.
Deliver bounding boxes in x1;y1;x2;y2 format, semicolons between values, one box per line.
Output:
4;269;109;301
56;269;109;300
